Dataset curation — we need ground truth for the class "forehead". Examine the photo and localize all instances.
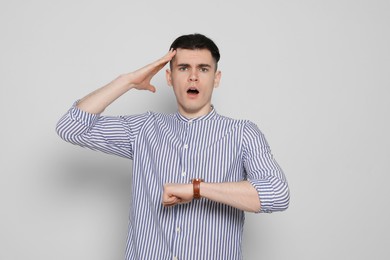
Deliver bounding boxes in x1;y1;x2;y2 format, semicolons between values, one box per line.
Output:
173;48;214;66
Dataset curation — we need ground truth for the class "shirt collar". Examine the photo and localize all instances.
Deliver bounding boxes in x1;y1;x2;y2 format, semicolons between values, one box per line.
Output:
175;106;217;123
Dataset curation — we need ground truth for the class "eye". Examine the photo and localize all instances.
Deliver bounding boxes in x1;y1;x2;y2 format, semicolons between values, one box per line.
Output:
200;67;209;72
178;66;188;71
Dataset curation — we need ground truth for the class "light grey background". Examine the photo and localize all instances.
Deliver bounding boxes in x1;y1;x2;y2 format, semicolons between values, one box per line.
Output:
1;0;389;259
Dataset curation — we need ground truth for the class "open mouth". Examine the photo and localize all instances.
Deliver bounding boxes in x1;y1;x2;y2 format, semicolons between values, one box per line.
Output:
187;87;199;95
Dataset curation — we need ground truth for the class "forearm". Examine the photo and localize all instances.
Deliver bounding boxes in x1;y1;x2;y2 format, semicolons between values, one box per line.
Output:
162;181;261;212
200;181;261;212
77;73;135;114
76;50;176;114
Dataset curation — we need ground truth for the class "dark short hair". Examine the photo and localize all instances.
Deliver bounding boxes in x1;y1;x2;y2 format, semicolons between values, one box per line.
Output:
169;33;220;65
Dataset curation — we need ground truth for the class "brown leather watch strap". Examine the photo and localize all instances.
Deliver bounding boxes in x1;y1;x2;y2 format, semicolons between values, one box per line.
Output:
191;178;203;199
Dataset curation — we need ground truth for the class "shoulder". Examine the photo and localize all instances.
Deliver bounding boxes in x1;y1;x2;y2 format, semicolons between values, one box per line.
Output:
121;111;178;126
120;110;174;121
214;113;262;132
216;113;267;143
120;111;152;123
147;111;177;122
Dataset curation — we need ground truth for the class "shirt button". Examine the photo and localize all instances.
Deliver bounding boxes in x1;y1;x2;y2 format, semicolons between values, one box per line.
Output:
188;120;193;124
173;257;178;260
182;172;186;177
176;227;181;233
184;144;188;149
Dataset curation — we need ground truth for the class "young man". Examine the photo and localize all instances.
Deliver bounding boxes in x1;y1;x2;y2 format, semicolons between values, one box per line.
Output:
56;34;289;260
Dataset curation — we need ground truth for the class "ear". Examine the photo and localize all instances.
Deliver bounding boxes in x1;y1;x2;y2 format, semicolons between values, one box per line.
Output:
166;69;172;86
214;70;222;88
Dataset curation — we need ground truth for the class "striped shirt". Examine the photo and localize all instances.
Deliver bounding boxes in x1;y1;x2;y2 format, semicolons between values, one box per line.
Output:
56;103;289;260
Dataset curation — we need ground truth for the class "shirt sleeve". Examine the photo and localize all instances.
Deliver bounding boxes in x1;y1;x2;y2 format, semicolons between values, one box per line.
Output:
55;101;149;160
243;121;290;213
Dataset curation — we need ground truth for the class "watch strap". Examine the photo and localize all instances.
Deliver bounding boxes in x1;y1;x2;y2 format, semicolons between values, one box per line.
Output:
192;178;203;199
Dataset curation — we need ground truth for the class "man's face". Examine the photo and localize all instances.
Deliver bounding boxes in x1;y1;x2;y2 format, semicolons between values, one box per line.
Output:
166;48;221;118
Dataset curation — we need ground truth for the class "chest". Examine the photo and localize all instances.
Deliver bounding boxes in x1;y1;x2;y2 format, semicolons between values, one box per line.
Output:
134;119;246;183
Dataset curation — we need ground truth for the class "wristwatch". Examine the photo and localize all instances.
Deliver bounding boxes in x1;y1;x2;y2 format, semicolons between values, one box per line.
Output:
191;178;203;199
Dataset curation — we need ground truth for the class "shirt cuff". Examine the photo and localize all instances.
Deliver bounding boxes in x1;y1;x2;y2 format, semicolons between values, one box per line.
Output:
69;100;100;127
249;179;275;213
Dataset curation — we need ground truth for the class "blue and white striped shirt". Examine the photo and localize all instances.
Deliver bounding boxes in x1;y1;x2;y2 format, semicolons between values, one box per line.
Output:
56;103;289;260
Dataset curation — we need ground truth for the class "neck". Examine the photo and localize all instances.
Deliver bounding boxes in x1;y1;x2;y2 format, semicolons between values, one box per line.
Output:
178;105;212;119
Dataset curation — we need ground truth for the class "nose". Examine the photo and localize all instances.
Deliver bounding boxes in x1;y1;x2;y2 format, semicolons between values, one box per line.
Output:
189;70;198;82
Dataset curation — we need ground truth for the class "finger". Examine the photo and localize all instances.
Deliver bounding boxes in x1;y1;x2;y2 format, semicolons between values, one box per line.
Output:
166;48;176;60
161;49;176;61
147;84;156;93
153;49;176;67
136;49;176;80
163;201;176;207
163;196;180;207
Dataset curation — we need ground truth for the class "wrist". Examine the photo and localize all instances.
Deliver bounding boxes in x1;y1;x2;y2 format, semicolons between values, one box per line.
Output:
116;73;137;90
191;178;203;199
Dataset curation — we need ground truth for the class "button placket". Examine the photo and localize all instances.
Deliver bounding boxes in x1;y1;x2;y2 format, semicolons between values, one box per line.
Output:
181;120;192;182
172;120;192;259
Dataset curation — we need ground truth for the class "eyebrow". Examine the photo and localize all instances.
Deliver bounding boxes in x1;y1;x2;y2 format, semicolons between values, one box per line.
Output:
177;63;212;68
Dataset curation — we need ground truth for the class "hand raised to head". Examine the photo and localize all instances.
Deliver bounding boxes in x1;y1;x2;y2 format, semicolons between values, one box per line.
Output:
75;49;176;114
127;49;176;93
